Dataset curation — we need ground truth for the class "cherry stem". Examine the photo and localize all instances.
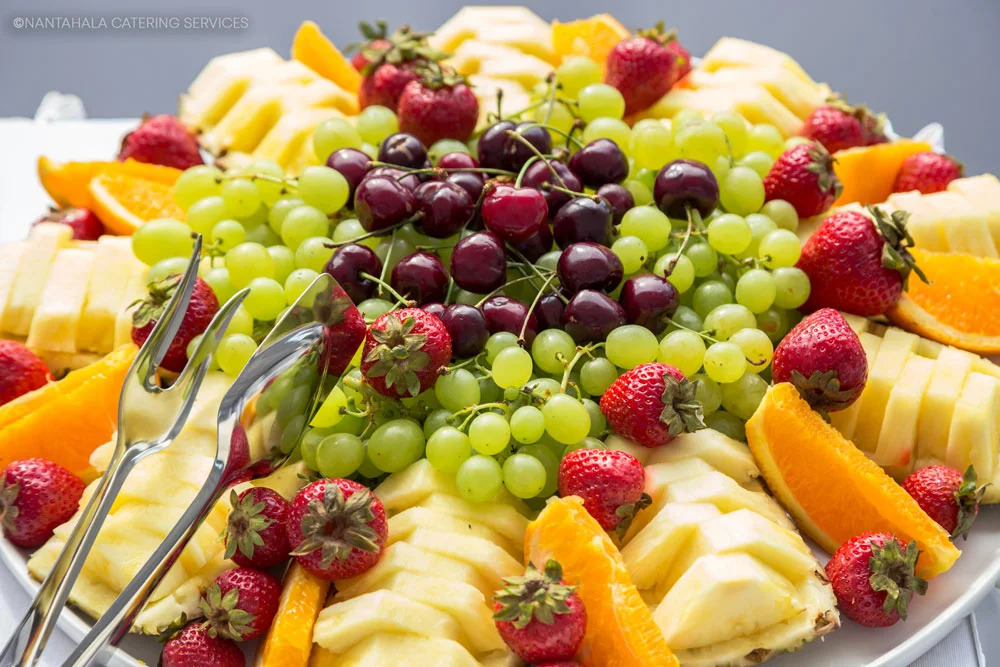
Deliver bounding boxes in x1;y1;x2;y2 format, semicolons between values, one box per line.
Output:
663;205;701;276
325;220;409;248
519;273;557;344
475;273;550;308
506;246;569;304
517;121;585;150
546;183;585;197
367;160;515;179
358;270;414;309
505;131;569;189
559;342;605;392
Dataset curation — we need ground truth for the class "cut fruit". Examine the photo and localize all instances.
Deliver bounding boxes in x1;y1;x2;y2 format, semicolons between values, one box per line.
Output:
37;158;183;211
832;139;932;206
852;327;918;454
291;21;362;94
254;563;330;667
873;354;934;478
525;496;679;667
87;166;186;235
829;332;882;441
888;248;1000;354
551;14;629;70
745;383;960;579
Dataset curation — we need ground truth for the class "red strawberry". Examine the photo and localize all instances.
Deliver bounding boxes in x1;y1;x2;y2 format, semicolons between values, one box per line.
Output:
161;623;244;667
557;449;650;538
1;459;85;548
354;24;445;112
200;567;281;642
605;24;687;116
397;66;479;146
892;152;964;195
493;560;587;663
34;207;105;241
902;465;985;540
221;487;291;569
286;478;387;581
118;114;203;170
314;284;367;376
800;105;865;154
763;141;842;218
599;362;705;448
131;275;220;373
0;341;52;407
349;20;393;71
798;206;927;316
863;109;889;145
826;532;927;628
772;308;868;412
361;307;452;398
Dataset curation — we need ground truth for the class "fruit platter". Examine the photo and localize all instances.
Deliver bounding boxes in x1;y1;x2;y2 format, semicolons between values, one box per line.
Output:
2;6;1000;666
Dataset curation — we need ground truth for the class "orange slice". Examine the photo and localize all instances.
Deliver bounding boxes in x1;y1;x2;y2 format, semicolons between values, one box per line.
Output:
38;158;182;211
887;248;1000;354
88;166;186;235
833;139;931;206
525;496;678;667
254;562;330;667
0;345;136;476
551;14;630;72
746;383;960;579
292;21;362;95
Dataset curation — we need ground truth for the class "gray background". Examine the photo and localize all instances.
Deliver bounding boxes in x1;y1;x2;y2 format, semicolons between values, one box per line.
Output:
0;0;998;175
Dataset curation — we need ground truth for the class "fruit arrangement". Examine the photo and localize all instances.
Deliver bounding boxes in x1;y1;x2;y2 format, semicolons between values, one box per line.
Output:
1;5;999;667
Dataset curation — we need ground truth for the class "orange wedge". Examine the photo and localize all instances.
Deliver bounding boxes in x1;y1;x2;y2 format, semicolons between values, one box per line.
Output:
254;562;330;667
746;383;960;579
0;345;136;476
552;14;630;72
292;21;362;95
38;158;182;211
833;139;931;206
525;496;678;667
887;249;1000;354
88;166;186;235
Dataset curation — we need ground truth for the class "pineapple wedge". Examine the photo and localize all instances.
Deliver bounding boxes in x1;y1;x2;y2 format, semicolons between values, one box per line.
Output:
829;332;882;440
430;5;557;64
77;237;145;355
311;635;479;667
3;224;74;337
26;247;96;354
852;327;918;453
873;354;934;476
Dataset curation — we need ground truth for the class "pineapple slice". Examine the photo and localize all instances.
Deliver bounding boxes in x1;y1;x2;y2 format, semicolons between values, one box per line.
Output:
250;107;342;169
646;429;759;484
3;223;74;337
664;471;795;531
621;503;722;590
448;40;552;88
873;354;934;476
314;635;479;667
113;270;147;349
948;174;1000;247
387;506;520;558
416;493;528;545
829;332;882;440
917;347;977;466
699;37;819;86
886;191;949;251
852;328;919;453
179;48;286;131
402;528;523;583
77;236;145;355
0;241;28;328
947;373;1000;491
924;191;999;257
684;66;826;120
430;5;556;64
26;247;96;354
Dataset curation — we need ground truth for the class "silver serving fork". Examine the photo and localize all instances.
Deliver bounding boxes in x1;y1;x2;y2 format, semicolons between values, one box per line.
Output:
0;238;247;667
65;273;345;667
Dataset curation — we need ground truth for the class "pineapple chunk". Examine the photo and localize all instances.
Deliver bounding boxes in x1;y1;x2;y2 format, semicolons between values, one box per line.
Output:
948;174;1000;247
853;328;919;452
946;373;1000;485
78;236;145;355
700;37;819;87
646;429;759;485
417;493;528;545
403;528;523;583
26;247;96;354
113;270;147;349
448;40;552;88
621;503;722;590
251;107;341;169
917;347;976;466
603;434;652;464
3;223;74;336
387;506;519;558
375;458;462;512
179;48;285;130
335;542;492;600
924;191;999;257
886;191;949;251
873;354;934;476
0;241;28;329
429;6;556;63
664;471;795;531
830;332;882;440
685;66;826;119
326;634;479;667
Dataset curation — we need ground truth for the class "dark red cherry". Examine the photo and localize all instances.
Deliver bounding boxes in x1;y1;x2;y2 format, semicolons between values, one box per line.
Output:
414;181;474;238
477;120;517;171
508;221;553;263
450;232;506;294
619;274;679;334
567;138;629;187
390;251;449;305
521;160;582;216
324;243;383;304
437;152;479;170
504;122;553;171
552;196;613;248
445;171;485;203
557;242;624;293
595;183;634;225
654;159;720;219
481;185;548;243
325;148;371;201
481;295;538;345
534;292;565;331
440;304;489;358
365;166;420;191
422;302;447;319
355;176;417;232
378;132;427;169
562;290;627;343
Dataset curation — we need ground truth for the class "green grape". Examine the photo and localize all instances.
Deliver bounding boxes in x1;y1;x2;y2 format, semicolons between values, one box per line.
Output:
357;298;393;321
703;303;756;341
583;118;632;152
503;454;547;499
526;378;562;402
692;373;722;415
314;117;362;162
535;251;561;273
245;224;282;247
720;166;766;216
469;412;511;455
672;109;704;131
456;455;504;503
630;123;674;171
247;160;286;205
566;437;606;453
711;155;732;182
606;325;659;369
479;376;503;404
311;385;347;428
299;428;326;470
653;253;694;293
756;307;790;343
220;179;262;218
238;204;270;231
216;334;257;376
244;277;286;321
676;122;728;165
299;166;350;215
555;56;601;98
692;281;733;318
620;206;671;252
611;236;648;274
485;332;519;364
635;168;657;192
739;151;774;179
706;410;747;441
427;138;470;164
721;373;768;420
267;245;296;285
703;341;746;383
268;197;304;234
146;257;190;285
746;124;785;158
758;229;802;268
711;111;748;157
434;369;481;412
131;218;194;265
279;415;306;454
707;213;752;254
510;405;546;444
426;426;472;473
684;242;719;277
624;179;654;206
581;398;606;437
276;384;311;428
735;268;776;313
542;394;591;444
531;329;576;375
658;330;706;377
224;304;254;337
580;357;617;396
316;433;365;478
761;199;799;232
283;268;319;305
492;346;533;389
518;444;559;498
729;327;774;374
375;237;416;272
356;105;399;146
174;165;223;210
356;444;383;478
423;409;452;438
293;236;334;273
225;242;274;287
741;213;778;258
360;142;380;160
772;267;811;309
578;83;626;122
368;419;425;473
717;269;737;293
332;217;377;248
281;205;329;251
532;101;576;142
671;305;703;333
210;219;246;252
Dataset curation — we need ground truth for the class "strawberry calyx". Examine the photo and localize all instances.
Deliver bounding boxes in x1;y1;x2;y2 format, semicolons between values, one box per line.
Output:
614;492;652;542
364;313;432;397
952;465;987;540
199;583;256;641
493;559;577;629
155;613;189;644
790;369;857;413
867;538;927;621
131;273;183;329
290;483;381;568
0;473;20;532
635;21;679;45
867;205;929;289
220;489;272;562
826;95;885;135
659;373;706;437
804;141;844;200
413;60;469;91
347;22;447;76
